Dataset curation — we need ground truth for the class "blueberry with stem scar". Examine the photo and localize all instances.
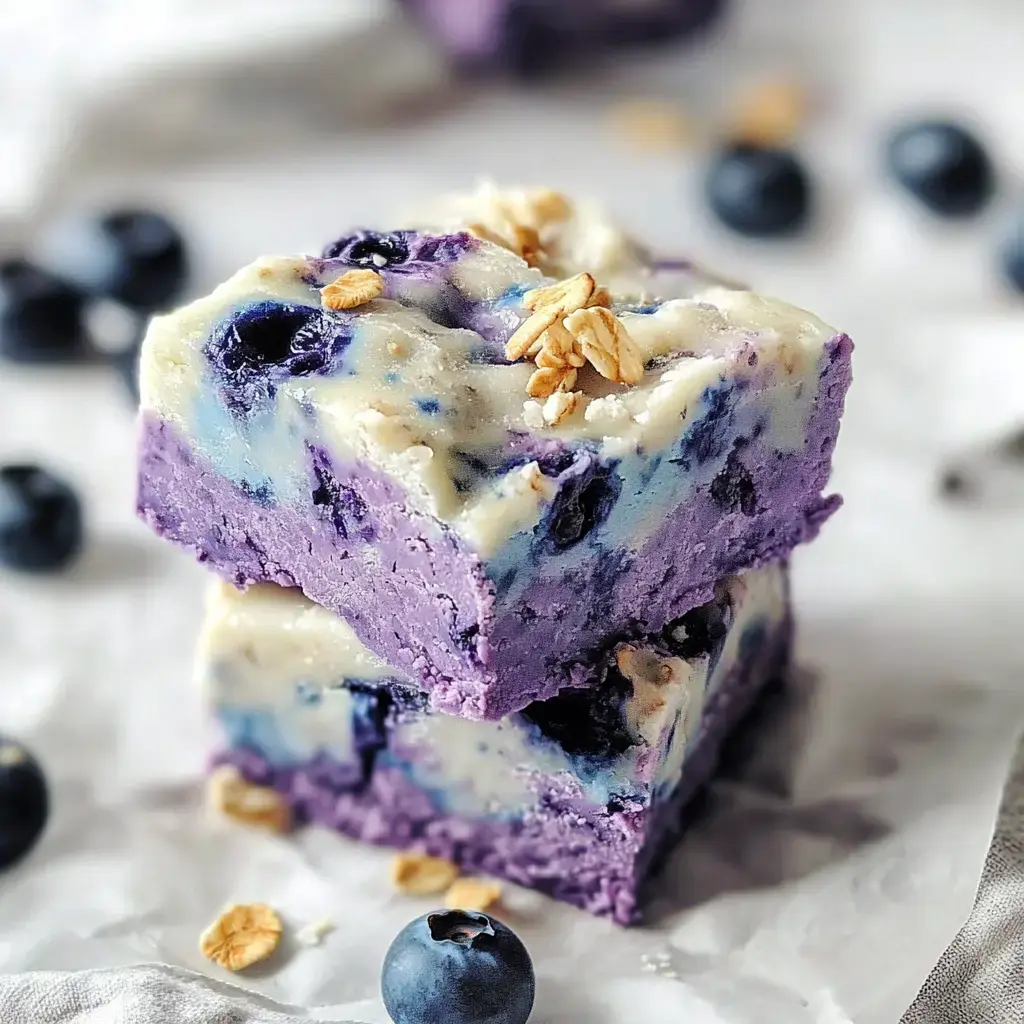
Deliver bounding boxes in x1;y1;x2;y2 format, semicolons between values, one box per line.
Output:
381;909;535;1024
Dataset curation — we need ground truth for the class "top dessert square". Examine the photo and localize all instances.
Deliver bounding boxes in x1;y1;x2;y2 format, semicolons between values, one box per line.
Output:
137;185;852;719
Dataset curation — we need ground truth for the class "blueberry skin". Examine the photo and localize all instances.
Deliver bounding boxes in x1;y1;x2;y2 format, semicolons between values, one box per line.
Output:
0;465;83;572
706;144;811;238
538;456;621;552
381;910;535;1024
38;209;188;310
1000;214;1024;293
0;259;87;364
0;738;48;870
887;122;994;217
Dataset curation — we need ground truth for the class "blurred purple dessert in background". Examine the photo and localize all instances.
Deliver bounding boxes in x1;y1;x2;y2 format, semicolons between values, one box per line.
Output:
399;0;725;75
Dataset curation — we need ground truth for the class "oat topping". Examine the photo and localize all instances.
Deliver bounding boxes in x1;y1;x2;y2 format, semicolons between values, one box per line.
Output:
506;271;643;405
320;268;383;310
445;878;503;912
565;306;645;386
207;764;292;833
200;903;283;971
391;851;461;895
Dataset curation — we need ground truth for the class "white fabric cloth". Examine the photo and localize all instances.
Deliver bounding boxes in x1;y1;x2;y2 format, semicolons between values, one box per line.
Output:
0;965;358;1023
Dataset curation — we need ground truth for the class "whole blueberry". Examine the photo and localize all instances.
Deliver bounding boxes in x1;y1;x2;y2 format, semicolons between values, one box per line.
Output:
0;465;83;572
38;209;188;310
381;910;535;1024
706;144;811;238
0;738;48;870
886;122;994;217
0;259;87;363
1000;213;1024;294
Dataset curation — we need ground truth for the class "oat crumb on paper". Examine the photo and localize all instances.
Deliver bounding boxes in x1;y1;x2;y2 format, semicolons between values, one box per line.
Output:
200;903;283;972
392;851;461;895
445;878;503;912
606;99;698;151
296;917;336;947
728;79;807;146
207;764;292;833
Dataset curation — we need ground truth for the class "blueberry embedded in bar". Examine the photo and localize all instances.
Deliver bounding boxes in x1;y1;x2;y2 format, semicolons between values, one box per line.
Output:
137;185;851;719
198;564;791;924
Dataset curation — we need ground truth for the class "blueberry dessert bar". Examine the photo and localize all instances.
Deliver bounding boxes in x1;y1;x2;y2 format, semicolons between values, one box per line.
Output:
199;563;790;924
138;186;851;718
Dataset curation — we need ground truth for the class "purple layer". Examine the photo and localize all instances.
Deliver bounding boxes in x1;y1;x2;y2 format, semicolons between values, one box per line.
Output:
138;334;849;720
216;620;791;925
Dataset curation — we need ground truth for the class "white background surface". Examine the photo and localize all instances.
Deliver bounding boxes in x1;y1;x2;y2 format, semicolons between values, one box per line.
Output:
0;1;1023;1021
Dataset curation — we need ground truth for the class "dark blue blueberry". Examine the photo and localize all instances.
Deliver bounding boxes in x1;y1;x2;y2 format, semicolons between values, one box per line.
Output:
540;457;621;551
39;209;188;310
673;384;734;470
0;259;86;364
663;590;733;664
887;121;994;217
0;738;48;870
414;397;441;415
709;446;758;516
0;465;83;572
521;667;633;761
706;144;811;238
381;910;534;1024
323;230;413;266
206;302;351;408
1000;213;1024;293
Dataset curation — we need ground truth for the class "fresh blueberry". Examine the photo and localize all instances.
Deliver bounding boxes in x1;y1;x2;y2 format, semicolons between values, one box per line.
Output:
706;144;811;238
37;209;188;310
0;738;48;870
0;259;87;363
541;458;621;551
0;465;83;572
323;230;413;266
886;122;994;217
381;910;535;1024
1000;213;1024;293
521;667;633;760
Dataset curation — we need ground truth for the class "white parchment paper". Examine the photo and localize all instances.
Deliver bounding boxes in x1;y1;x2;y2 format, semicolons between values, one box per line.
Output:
1;1;1023;1022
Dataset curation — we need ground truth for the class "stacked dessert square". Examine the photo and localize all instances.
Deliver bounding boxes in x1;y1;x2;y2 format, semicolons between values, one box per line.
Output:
136;186;852;924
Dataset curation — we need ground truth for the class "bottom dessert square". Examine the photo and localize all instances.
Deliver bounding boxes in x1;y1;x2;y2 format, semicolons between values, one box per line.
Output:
198;565;791;924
